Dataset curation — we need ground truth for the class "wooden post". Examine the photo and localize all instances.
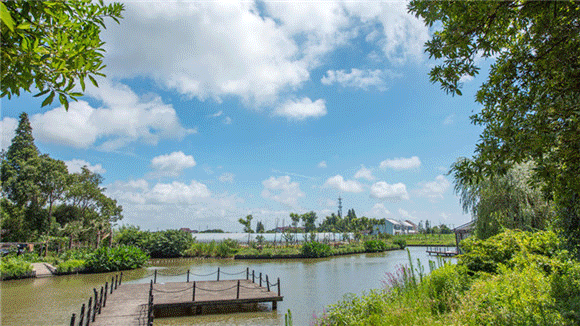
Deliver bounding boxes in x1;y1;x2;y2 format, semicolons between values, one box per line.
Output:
272;301;277;310
266;275;270;292
92;288;98;321
119;272;123;286
246;267;249;280
154;270;157;284
99;286;103;314
115;274;118;289
252;270;255;283
217;267;220;281
277;278;280;296
110;277;114;293
79;304;85;326
187;270;190;283
192;281;196;301
236;280;240;299
103;283;108;307
259;272;262;287
86;297;92;326
70;313;76;326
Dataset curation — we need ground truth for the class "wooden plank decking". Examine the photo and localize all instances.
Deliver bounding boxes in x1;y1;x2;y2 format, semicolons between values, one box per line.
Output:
87;279;282;326
426;246;458;257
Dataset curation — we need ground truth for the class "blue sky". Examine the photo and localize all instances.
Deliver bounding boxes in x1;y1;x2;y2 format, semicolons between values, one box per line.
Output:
1;1;488;232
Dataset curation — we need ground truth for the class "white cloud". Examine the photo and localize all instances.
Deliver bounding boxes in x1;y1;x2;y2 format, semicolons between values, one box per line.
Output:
417;175;451;201
380;156;421;170
274;98;327;120
324;175;364;193
101;1;428;107
354;165;375;181
318;161;327;168
150;151;196;177
218;172;235;183
370;181;409;201
210;111;223;118
321;69;399;91
0;116;17;151
261;176;305;207
108;179;210;205
367;203;391;218
64;159;106;174
28;81;196;151
398;208;416;220
223;116;232;125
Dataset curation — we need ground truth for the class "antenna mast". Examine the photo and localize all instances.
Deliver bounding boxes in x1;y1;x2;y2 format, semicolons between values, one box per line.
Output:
338;196;343;218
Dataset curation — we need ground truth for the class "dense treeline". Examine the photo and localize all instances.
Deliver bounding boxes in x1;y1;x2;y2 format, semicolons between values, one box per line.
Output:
1;113;122;249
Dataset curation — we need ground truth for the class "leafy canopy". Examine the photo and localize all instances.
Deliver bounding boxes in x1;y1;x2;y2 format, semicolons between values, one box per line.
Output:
0;0;124;109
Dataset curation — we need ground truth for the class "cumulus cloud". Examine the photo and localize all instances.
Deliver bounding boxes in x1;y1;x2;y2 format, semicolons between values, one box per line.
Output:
370;181;409;201
321;69;399;91
100;1;428;106
417;175;451;201
223;116;232;125
354;165;375;181
218;172;235;183
150;151;196;177
28;81;196;151
274;98;327;120
380;156;421;170
65;159;106;174
108;179;211;205
324;175;364;193
261;176;305;207
318;161;327;168
398;208;416;220
0;116;17;151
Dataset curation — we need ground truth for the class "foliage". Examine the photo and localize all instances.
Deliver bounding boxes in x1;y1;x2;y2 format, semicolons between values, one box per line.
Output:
363;239;388;252
301;241;332;258
84;245;148;273
451;161;554;239
393;238;406;249
114;225;147;247
256;221;265;233
0;0;124;109
459;229;560;274
141;229;192;258
55;259;86;274
424;264;471;314
0;257;33;279
409;0;580;255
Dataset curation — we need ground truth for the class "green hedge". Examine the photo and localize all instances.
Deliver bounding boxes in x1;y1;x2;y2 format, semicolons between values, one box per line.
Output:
85;245;148;273
0;257;33;280
301;242;332;258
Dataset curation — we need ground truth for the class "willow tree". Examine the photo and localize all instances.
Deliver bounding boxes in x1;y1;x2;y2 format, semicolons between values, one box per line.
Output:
409;1;580;254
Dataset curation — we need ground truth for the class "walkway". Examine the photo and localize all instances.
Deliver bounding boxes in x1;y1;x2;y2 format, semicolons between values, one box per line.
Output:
30;262;55;277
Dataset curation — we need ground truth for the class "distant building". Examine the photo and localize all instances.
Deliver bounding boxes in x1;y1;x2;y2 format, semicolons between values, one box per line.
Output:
373;219;416;235
405;220;418;233
180;228;198;234
453;220;475;253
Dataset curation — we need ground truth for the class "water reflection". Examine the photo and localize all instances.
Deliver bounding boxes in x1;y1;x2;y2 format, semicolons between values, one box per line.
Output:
1;247;454;325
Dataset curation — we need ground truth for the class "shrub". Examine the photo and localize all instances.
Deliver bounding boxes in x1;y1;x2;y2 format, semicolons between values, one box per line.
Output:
56;259;86;274
393;238;406;249
457;264;566;325
550;259;580;323
142;229;193;258
85;245;148;273
364;239;387;252
423;263;471;314
301;242;332;258
216;239;239;257
0;257;33;279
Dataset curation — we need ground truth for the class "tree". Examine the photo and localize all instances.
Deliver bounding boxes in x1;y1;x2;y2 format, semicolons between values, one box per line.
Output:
0;0;124;109
256;220;265;233
238;214;253;244
409;1;580;254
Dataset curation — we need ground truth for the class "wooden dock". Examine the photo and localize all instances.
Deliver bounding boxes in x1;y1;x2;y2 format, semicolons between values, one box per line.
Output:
426;246;458;257
69;269;283;326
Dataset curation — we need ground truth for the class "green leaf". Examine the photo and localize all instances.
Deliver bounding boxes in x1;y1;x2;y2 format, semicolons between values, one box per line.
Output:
33;89;50;98
88;75;99;88
0;2;15;32
41;91;55;107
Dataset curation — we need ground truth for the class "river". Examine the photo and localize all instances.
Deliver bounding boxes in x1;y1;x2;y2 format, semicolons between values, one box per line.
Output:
1;247;455;325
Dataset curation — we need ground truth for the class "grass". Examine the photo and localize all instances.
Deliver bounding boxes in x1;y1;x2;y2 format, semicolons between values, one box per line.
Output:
393;233;455;246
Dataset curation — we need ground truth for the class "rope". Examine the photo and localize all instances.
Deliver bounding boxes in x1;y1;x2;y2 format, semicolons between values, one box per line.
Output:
194;284;238;292
156;270;188;276
238;283;266;290
220;270;246;276
188;270;218;277
152;285;195;293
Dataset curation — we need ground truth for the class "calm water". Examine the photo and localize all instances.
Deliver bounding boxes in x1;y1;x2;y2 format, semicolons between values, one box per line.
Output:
0;247;454;325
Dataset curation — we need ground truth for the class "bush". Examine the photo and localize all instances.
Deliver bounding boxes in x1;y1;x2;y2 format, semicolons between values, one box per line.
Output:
550;259;580;323
301;242;332;258
216;239;239;257
142;229;193;258
423;263;471;314
393;238;406;249
364;239;388;252
457;264;566;325
85;245;148;273
0;257;33;279
56;259;86;274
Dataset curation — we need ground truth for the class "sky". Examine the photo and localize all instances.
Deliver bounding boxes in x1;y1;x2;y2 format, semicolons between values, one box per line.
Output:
1;1;490;232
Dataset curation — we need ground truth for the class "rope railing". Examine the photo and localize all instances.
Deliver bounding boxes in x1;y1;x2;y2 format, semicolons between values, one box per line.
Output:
69;272;123;326
151;284;196;294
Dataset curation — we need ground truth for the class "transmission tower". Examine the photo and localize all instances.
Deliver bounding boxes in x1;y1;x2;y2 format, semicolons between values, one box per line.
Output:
338;196;343;218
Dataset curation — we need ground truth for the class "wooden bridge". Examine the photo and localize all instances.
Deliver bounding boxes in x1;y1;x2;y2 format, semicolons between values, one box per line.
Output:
426;246;459;257
69;268;283;326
